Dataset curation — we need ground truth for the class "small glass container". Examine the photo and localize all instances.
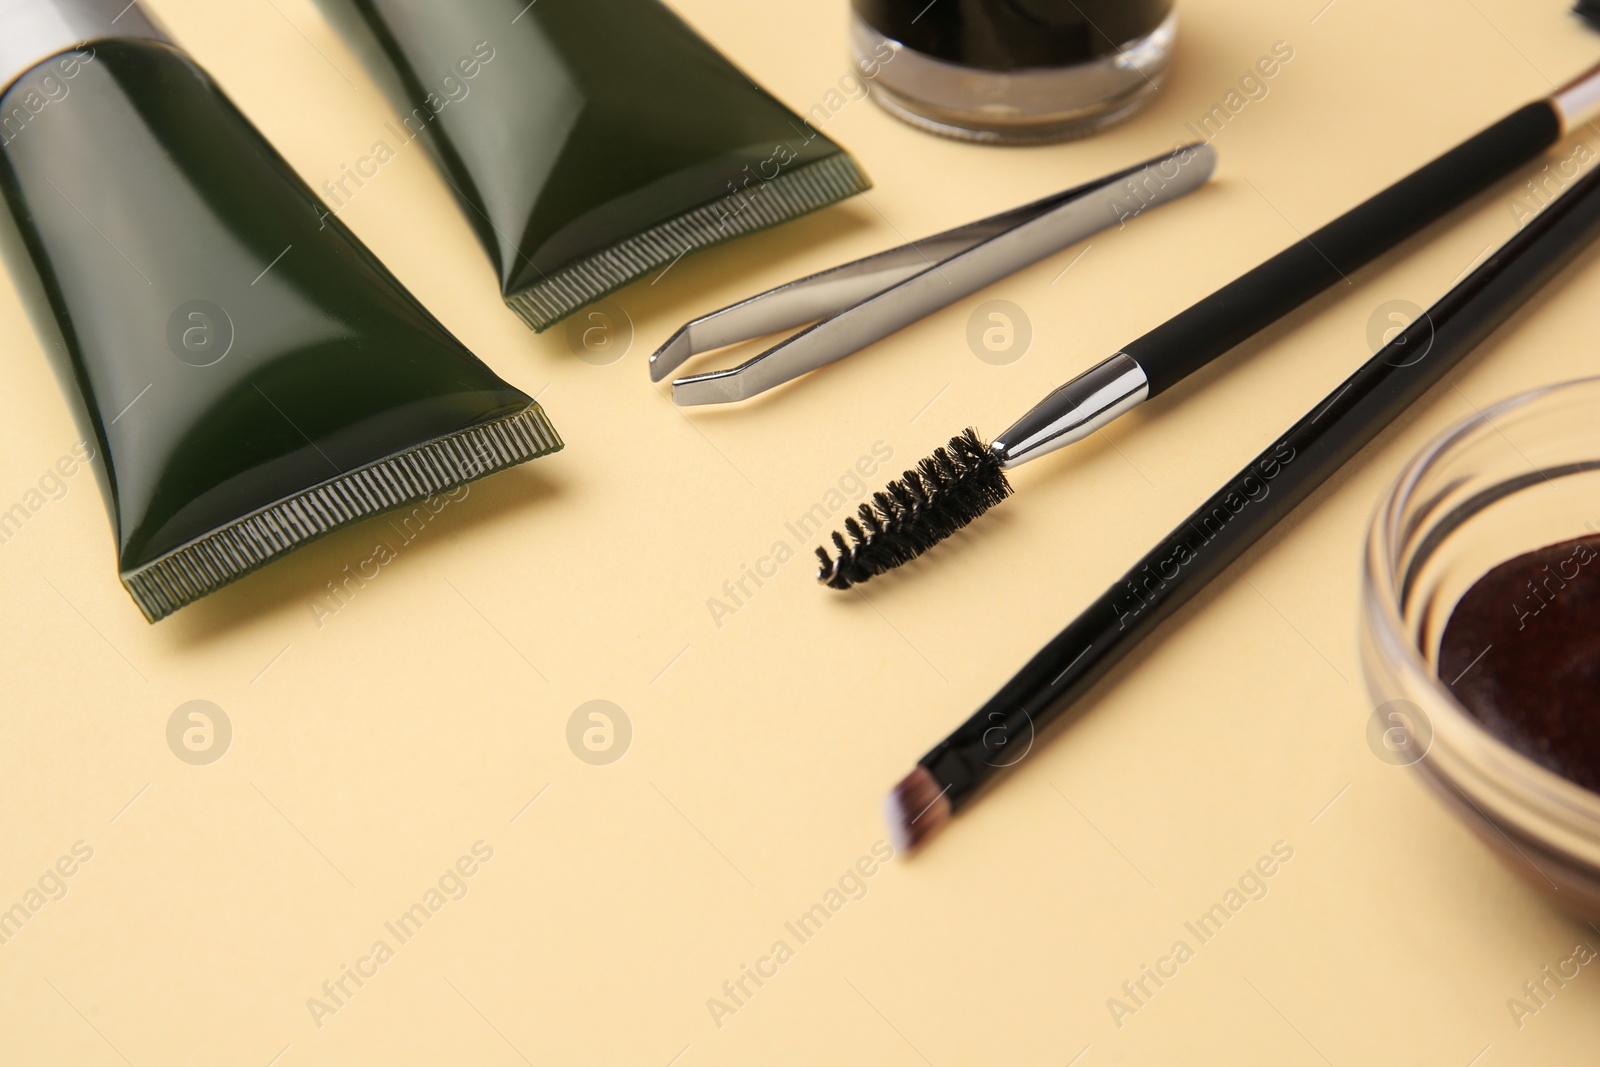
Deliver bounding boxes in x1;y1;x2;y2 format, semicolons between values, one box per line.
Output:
850;0;1177;144
1362;376;1600;919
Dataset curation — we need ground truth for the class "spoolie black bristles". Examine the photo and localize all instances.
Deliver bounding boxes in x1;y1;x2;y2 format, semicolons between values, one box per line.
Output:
815;428;1012;589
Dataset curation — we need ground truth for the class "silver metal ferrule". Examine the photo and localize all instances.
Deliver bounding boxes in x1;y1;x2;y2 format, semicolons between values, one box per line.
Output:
1553;58;1600;132
989;352;1149;469
0;0;167;96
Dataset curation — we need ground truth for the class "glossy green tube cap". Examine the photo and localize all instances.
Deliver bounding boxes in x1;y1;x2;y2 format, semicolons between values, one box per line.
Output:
316;0;872;330
0;38;563;622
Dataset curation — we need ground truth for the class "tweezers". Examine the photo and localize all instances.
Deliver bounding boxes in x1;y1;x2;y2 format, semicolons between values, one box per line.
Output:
649;142;1217;405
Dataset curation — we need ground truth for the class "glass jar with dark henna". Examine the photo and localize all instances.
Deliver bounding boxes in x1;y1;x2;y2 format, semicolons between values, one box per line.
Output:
1363;376;1600;919
850;0;1177;143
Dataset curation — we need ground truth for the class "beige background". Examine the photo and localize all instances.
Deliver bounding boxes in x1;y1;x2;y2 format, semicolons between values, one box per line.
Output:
3;0;1600;1062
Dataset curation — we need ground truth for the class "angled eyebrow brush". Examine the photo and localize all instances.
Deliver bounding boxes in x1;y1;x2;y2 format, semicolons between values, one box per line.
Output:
818;59;1600;589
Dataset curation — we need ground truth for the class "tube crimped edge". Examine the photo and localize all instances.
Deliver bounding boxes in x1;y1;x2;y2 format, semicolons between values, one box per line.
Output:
505;152;870;331
122;402;562;622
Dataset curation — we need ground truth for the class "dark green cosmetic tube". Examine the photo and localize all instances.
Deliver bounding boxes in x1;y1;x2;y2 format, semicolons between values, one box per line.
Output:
314;0;872;331
0;2;562;623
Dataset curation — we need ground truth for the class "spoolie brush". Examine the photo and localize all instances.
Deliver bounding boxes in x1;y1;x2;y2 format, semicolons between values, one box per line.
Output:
816;429;1011;589
819;63;1600;588
815;352;1145;589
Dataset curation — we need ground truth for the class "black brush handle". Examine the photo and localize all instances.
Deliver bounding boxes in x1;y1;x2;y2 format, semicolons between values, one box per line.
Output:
1124;101;1561;396
922;148;1600;811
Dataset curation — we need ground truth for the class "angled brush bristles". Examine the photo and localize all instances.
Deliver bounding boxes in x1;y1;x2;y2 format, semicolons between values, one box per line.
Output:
883;765;951;853
815;428;1012;590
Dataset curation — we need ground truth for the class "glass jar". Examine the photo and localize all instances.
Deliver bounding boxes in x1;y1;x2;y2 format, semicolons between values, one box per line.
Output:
850;0;1177;144
1362;376;1600;919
